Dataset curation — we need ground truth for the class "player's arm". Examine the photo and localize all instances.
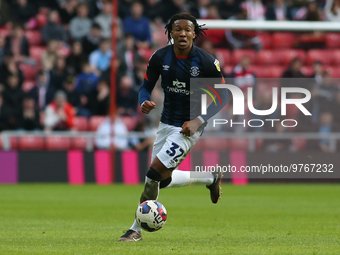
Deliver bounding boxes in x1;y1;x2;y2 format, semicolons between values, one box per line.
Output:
181;59;228;136
198;59;228;123
139;52;161;114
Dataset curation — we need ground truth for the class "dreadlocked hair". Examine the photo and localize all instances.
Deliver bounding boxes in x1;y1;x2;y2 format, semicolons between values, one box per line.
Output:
164;13;207;44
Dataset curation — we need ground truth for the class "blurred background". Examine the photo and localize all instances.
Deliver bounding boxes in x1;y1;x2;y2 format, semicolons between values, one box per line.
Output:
0;0;340;184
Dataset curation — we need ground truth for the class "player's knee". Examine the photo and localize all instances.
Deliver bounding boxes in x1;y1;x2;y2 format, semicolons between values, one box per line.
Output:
146;167;163;181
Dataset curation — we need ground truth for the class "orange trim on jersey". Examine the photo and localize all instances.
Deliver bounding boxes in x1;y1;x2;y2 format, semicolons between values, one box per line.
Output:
176;55;187;59
144;72;149;81
221;77;225;84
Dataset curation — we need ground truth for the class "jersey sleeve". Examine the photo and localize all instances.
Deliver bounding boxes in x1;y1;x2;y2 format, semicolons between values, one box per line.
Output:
138;52;162;105
199;57;229;123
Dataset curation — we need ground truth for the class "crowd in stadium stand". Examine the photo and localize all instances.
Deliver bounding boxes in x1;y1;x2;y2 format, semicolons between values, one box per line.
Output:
0;0;340;151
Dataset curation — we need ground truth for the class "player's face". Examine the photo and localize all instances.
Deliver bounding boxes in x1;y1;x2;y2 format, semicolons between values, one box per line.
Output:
171;20;196;51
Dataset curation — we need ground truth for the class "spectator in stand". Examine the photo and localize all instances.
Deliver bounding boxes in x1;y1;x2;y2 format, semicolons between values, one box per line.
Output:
161;0;198;23
329;91;340;126
82;23;102;58
94;0;113;39
307;111;340;152
266;0;293;20
59;0;78;27
88;79;110;115
70;3;92;41
41;10;68;44
240;0;266;20
62;75;90;117
123;1;152;49
316;71;339;113
200;39;224;67
197;0;211;19
219;0;242;19
324;0;340;21
294;0;321;20
89;39;112;74
309;60;324;86
0;53;24;90
95;115;130;150
3;74;24;129
0;35;5;64
129;120;155;151
144;0;163;21
44;90;76;131
16;96;41;130
50;56;69;90
117;76;138;116
231;55;257;93
282;57;306;78
66;41;87;74
133;56;147;87
119;0;134;20
204;4;228;47
29;71;56;111
76;62;99;95
117;34;141;80
41;40;60;72
11;0;37;29
4;24;29;64
0;93;11;131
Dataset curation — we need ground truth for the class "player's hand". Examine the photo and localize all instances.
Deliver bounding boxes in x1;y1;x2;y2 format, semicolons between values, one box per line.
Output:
141;101;156;114
180;118;203;137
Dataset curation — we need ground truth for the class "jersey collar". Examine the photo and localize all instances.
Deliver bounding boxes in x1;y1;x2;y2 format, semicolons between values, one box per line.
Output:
172;44;197;59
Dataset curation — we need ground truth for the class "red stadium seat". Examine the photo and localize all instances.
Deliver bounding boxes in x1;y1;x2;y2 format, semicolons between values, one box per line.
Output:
325;66;340;78
256;50;280;65
10;137;18;150
25;30;43;46
121;116;138;131
71;137;88;150
222;65;233;75
89;116;106;131
22;80;36;92
45;137;71;150
326;33;340;48
301;66;314;76
272;33;296;49
306;50;333;65
331;50;340;65
19;136;44;150
192;139;203;151
138;48;154;61
277;49;306;65
250;65;272;78
229;138;249;151
257;32;272;49
232;50;256;65
58;46;71;58
270;65;285;78
19;63;36;80
30;46;46;63
74;116;88;131
215;48;231;65
203;138;228;151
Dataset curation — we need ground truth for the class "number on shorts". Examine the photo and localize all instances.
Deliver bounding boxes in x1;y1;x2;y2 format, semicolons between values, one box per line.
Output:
166;142;184;163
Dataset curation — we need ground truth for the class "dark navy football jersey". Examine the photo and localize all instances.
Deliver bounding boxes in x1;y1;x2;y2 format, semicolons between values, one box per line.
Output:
139;44;228;127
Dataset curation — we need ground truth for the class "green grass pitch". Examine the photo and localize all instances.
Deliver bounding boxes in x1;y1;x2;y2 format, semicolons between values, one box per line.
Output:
0;183;339;255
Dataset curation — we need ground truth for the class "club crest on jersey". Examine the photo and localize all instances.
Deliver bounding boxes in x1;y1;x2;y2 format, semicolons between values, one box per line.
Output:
214;59;221;72
190;66;200;77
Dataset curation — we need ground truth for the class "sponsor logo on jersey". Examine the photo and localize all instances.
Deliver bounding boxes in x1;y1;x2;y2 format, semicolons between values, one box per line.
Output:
173;79;186;88
190;66;200;77
167;79;193;95
163;65;170;71
214;59;221;72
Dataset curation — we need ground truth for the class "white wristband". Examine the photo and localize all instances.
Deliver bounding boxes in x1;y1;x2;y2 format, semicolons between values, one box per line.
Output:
197;116;205;124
